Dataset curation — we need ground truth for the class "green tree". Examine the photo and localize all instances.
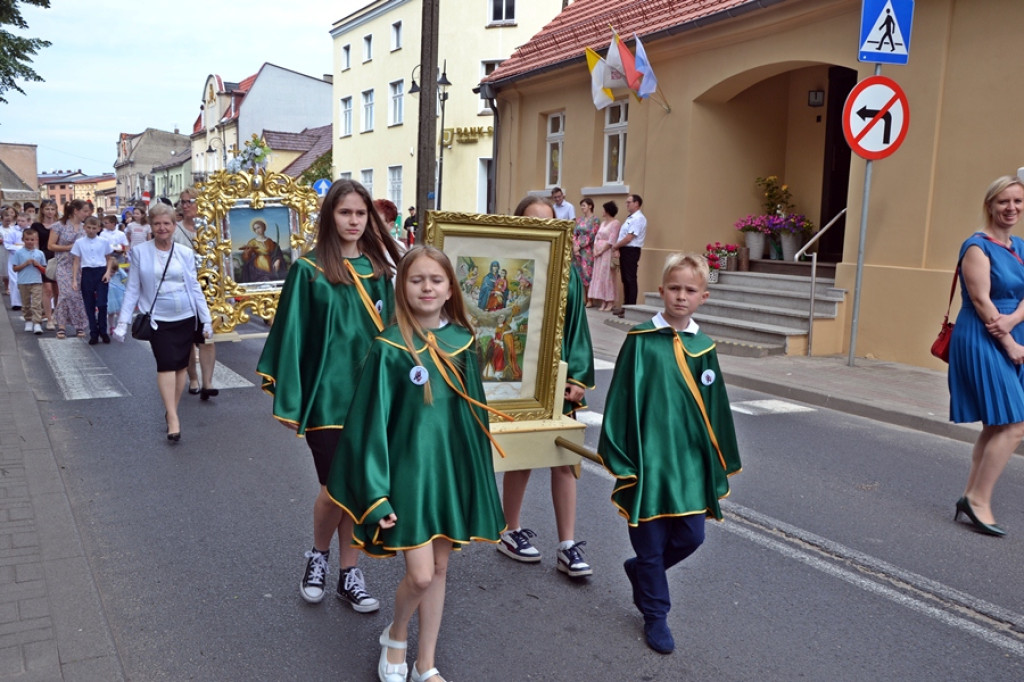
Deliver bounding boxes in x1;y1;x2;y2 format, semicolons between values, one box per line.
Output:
0;0;51;105
298;151;332;186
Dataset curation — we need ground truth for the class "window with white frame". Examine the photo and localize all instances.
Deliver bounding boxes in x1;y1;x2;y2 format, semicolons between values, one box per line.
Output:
363;34;373;62
362;89;374;132
391;21;402;51
489;0;515;24
546;112;565;188
389;80;404;126
340;97;353;136
603;101;628;184
361;169;373;195
479;60;502;112
388;166;402;209
338;172;352;180
342;44;351;70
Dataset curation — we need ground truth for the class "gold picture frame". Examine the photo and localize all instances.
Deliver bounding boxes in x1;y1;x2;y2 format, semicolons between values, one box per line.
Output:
193;170;319;332
425;210;573;421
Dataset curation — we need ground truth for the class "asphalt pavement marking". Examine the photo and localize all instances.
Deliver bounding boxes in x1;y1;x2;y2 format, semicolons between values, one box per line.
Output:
38;338;130;400
730;399;816;415
722;501;1024;658
210;361;255;389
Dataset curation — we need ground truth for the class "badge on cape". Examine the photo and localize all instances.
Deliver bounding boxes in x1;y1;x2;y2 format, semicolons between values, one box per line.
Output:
375;299;384;313
701;369;716;386
409;366;429;385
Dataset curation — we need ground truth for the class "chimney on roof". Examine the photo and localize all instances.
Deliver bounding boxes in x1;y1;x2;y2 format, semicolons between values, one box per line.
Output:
323;74;333;84
174;126;180;134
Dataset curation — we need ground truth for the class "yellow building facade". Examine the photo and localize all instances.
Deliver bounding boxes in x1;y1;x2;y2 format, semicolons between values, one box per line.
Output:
329;0;568;213
486;0;1021;368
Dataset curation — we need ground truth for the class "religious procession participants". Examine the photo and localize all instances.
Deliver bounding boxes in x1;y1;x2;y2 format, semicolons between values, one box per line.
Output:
174;187;218;399
497;196;596;579
256;179;402;612
326;246;506;682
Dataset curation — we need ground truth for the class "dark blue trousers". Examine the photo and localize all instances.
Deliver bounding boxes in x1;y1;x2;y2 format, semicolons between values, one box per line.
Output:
80;266;108;339
627;514;705;622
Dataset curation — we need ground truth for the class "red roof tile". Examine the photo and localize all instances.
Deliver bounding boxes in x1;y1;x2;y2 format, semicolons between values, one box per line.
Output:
487;0;761;84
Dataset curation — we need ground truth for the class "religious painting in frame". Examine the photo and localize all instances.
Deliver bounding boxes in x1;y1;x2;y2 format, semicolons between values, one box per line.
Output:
192;170;319;332
424;210;573;421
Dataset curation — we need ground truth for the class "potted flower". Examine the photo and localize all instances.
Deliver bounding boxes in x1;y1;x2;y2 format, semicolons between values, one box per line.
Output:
734;214;781;259
704;248;721;283
756;175;794;215
778;214;815;261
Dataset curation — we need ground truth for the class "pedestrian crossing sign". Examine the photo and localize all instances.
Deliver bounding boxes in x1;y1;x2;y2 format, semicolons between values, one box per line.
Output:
859;0;914;65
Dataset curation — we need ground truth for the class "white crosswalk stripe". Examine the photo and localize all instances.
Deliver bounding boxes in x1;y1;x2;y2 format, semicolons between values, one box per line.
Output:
38;338;130;400
730;399;816;415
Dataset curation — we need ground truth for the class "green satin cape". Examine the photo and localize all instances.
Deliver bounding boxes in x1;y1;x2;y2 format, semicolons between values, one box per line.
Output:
255;252;394;434
326;324;506;557
596;320;742;524
563;267;596;415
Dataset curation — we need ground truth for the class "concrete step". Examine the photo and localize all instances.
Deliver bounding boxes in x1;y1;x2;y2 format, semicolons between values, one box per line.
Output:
715;270;845;297
601;313;786;357
748;258;837;278
702;284;844;315
622;303;805;348
692;298;833;331
643;286;842;317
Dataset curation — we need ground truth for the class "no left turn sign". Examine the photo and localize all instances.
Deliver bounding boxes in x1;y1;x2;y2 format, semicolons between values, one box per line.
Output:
842;75;909;160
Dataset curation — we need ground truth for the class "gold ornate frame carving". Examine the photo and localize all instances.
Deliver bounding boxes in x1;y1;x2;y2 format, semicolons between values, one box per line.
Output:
193;170;319;332
425;211;573;421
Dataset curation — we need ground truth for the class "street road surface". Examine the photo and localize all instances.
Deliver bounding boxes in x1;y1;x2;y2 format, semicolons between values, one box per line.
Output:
15;313;1024;681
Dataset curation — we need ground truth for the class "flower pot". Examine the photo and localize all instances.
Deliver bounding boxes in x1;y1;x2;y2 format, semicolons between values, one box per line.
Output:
744;232;766;259
708;269;719;284
768;237;783;260
737;247;750;271
780;232;802;261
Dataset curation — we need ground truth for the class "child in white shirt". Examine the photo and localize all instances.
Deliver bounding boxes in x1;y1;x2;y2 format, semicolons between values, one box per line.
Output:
71;217;116;344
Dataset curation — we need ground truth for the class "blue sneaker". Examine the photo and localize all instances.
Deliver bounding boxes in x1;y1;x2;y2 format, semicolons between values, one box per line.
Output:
497;528;541;563
644;619;675;654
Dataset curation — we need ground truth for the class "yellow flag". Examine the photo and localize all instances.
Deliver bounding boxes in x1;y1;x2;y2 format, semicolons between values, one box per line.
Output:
585;47;615;110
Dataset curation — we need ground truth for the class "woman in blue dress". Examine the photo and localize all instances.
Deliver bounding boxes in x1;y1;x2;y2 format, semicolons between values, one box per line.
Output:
949;175;1024;536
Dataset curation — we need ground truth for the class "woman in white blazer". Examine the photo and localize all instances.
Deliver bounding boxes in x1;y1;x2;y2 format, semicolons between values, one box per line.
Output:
113;203;213;442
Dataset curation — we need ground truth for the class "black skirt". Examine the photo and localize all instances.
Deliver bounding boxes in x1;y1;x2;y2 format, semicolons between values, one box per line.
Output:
149;316;199;372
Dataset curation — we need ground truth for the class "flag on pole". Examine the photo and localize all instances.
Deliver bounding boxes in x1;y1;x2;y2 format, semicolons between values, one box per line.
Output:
602;35;630;90
614;32;642;91
585;47;615;110
634;34;659;99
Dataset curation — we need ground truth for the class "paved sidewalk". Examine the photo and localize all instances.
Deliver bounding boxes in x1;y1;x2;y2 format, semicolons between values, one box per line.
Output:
0;311;122;682
585;307;980;449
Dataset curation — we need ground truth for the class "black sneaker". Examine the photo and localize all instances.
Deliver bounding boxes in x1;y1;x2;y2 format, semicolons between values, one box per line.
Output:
300;550;329;604
497;528;541;563
100;333;111;344
556;541;593;578
88;336;99;345
337;567;380;613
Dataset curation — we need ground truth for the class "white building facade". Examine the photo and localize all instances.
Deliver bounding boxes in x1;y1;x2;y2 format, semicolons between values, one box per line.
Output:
330;0;569;214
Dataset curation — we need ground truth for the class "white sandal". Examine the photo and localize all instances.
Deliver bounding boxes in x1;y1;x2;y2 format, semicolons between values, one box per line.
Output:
411;664;443;682
378;623;408;682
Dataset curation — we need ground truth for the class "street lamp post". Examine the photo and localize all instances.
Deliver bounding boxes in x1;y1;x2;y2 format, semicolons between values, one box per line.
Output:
410;59;452;210
436;61;452;210
206;136;228;174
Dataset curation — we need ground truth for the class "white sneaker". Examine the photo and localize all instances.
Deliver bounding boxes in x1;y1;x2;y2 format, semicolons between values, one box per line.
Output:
24;321;33;332
32;323;43;335
556;541;593;578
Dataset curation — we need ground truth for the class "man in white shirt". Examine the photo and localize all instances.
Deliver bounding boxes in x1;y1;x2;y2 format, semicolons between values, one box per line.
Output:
614;194;647;307
551;187;576;221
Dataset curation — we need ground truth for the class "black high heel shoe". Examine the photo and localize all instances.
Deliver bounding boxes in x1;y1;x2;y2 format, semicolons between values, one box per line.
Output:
954;496;1006;537
200;387;219;401
165;412;181;442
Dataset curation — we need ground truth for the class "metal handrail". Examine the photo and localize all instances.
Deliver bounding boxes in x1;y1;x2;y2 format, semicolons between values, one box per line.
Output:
795;208;847;356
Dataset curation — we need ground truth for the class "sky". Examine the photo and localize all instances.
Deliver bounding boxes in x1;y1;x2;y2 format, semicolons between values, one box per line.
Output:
1;0;369;176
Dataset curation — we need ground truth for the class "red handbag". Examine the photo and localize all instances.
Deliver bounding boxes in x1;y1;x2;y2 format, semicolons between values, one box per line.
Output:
931;267;958;363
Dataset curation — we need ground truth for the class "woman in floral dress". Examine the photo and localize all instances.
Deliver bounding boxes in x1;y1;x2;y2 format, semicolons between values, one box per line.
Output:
47;199;90;338
572;198;600;305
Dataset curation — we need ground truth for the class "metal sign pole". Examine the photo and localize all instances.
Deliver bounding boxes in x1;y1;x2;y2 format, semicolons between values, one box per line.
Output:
847;63;882;366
